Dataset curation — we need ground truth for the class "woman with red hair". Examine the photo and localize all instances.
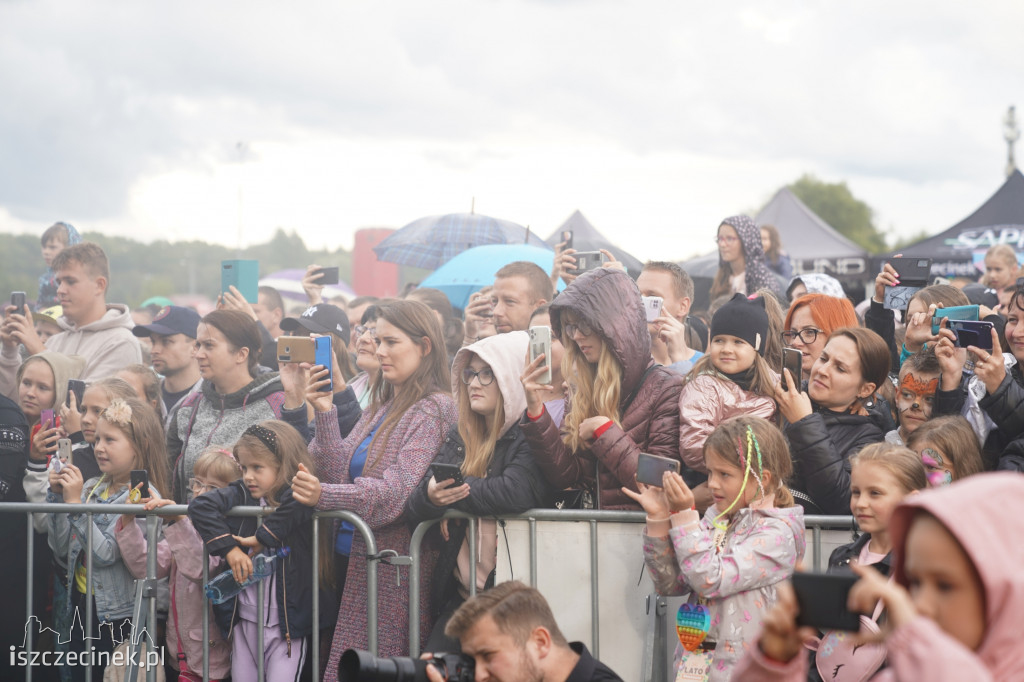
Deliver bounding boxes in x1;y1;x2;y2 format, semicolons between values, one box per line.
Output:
782;293;858;376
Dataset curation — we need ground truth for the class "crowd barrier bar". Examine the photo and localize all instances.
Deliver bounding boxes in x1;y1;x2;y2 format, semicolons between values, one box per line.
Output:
1;503;853;682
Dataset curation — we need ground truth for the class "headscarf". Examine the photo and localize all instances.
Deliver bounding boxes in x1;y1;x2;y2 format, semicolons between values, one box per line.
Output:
787;273;845;300
719;215;783;297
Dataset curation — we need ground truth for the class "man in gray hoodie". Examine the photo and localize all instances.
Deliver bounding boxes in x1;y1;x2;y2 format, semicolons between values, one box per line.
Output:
0;242;142;397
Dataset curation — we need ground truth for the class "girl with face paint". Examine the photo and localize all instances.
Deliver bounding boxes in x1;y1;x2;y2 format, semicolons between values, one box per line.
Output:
906;415;985;487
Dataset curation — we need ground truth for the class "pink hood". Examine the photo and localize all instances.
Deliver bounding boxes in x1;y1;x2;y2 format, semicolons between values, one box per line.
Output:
888;472;1024;679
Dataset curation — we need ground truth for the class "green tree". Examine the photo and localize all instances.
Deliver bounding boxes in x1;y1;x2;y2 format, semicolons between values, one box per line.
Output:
786;174;889;254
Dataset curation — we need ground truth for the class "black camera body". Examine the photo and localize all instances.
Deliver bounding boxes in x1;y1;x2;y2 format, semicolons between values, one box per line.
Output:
339;648;474;682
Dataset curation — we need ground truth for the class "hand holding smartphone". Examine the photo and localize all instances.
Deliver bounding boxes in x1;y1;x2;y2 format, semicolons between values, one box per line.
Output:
430;463;466;487
313;266;340;285
9;291;27;314
781;348;803;391
529;326;552;385
791;572;865;631
635;453;681;487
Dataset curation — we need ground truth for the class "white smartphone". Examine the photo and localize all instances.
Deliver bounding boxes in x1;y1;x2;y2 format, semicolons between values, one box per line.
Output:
529;326;552;385
53;438;72;472
642;296;663;322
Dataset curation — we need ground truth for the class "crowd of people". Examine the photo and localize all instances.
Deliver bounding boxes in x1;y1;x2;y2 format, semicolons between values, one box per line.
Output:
0;217;1022;681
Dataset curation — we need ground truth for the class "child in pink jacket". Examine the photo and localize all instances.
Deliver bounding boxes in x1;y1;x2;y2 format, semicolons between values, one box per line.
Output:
735;472;1024;682
116;448;239;680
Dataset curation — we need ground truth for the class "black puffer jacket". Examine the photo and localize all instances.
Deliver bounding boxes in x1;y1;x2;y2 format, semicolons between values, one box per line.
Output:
785;400;892;515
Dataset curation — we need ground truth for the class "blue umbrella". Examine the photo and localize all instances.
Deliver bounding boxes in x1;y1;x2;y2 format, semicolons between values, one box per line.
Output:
419;244;565;309
373;212;550;270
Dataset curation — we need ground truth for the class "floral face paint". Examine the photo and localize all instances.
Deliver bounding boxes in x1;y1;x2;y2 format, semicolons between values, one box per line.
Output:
921;447;954;487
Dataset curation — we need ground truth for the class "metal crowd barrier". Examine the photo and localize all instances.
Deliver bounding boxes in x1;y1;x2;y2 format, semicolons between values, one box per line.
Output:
0;503;854;682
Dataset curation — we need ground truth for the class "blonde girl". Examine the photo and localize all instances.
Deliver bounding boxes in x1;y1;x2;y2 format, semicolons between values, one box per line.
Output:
626;416;804;681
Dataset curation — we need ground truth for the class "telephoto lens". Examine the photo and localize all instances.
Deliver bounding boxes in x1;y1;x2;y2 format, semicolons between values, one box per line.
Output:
338;649;475;682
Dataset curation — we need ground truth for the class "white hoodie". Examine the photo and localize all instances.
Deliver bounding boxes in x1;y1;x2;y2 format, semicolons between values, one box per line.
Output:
0;304;142;399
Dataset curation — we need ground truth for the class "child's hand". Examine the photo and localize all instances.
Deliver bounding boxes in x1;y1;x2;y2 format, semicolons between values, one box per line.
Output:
291;463;322;507
59;464;84;503
621;479;670;518
848;562;917;645
233;535;265;556
226;546;254;584
933;325;967;391
663;471;695;512
120;481;148;527
757;580;817;663
31;424;59;463
48;465;64;494
427;476;470;507
60;391;82;435
144;497;182;523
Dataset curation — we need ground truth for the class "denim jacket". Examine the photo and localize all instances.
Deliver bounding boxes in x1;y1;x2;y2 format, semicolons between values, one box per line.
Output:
46;477;163;622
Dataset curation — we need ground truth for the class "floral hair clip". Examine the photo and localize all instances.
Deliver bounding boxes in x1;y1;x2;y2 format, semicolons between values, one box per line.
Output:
103;399;133;428
244;424;278;455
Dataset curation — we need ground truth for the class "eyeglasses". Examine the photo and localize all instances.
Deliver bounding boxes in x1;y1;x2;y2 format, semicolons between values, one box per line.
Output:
355;325;377;339
716;235;739;245
563;320;595;338
782;328;822;345
189;478;215;495
461;367;496;386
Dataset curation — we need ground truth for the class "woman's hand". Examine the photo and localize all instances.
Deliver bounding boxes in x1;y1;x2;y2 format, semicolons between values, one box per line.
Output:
774;369;813;423
218;285;258;321
31;424;60;463
226;546;254;584
144;497;183;524
873;260;900;304
970;326;1007;396
302;264;326;305
278;361;310;410
427;475;470;507
291;463;322;507
578;416;611;443
60;391;82;436
757;580;817;663
848;562;917;645
933;326;967;391
520;351;554;417
620;479;670;518
306;365;334;412
59;464;84;504
662;471;695;512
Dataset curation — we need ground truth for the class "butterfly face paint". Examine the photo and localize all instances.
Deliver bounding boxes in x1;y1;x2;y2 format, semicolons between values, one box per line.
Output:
896;372;939;436
921;447;954;487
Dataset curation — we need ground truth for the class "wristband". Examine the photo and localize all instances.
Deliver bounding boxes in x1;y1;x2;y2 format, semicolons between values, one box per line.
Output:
526;405;546;421
592;419;614;439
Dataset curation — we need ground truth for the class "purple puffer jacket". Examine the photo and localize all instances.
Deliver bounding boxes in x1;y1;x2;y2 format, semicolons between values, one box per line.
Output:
520;268;684;509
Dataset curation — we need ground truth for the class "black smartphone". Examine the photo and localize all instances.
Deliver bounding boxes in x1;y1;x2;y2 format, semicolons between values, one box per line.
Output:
10;291;26;312
561;230;573;250
130;470;150;497
792;572;863;631
635;453;681;487
949;319;995;351
430;463;466;487
781;348;802;392
886;257;933;286
67;379;86;410
314;266;340;285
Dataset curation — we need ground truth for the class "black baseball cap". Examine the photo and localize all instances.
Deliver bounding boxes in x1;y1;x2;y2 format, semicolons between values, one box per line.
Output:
280;304;350;340
132;305;201;339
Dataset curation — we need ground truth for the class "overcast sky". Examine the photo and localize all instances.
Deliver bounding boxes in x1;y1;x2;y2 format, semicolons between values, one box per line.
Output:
1;0;1022;263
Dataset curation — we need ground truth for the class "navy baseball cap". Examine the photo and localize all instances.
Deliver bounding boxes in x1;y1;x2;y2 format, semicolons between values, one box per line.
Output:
132;305;201;339
280;303;350;341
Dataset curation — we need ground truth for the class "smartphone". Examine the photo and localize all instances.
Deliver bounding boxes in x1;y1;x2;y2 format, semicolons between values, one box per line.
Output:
883;285;920;311
430;462;466;487
56;438;73;466
40;409;55;430
277;336;316;364
781;347;803;392
67;379;86;410
886;257;933;286
792;572;864;631
572;251;607;274
314;335;334;393
635;452;681;487
130;470;150;498
949;319;995;352
642;296;664;323
313;266;340;285
528;326;552;385
10;291;26;312
221;259;259;303
931;305;980;334
561;230;573;250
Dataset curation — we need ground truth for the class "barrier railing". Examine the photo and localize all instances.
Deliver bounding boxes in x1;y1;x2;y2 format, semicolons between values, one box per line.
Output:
0;502;854;682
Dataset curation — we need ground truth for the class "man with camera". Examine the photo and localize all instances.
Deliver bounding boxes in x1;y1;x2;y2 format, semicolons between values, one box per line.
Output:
464;262;554;344
426;581;622;682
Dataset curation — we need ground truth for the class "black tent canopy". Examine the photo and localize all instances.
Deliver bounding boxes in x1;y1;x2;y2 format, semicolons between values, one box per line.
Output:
891;170;1024;277
545;210;644;278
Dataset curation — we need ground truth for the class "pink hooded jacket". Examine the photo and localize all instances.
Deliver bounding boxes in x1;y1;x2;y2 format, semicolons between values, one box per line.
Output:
732;472;1024;682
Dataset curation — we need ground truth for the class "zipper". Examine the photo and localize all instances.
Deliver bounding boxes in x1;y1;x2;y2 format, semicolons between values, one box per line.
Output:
282;553;292;657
